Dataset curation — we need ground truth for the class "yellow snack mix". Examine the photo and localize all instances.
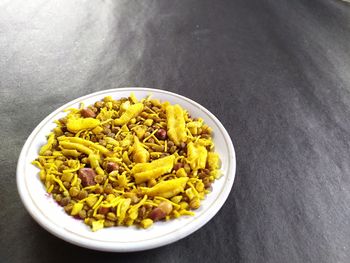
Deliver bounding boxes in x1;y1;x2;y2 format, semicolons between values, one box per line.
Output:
32;93;221;230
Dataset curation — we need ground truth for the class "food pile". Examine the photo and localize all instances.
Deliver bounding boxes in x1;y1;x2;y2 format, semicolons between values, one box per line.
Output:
33;93;221;231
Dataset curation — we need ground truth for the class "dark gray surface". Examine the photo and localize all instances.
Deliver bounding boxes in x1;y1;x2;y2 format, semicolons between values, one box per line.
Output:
1;0;350;262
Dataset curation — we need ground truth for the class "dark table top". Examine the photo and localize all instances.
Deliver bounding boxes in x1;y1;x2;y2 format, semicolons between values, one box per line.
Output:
1;0;350;262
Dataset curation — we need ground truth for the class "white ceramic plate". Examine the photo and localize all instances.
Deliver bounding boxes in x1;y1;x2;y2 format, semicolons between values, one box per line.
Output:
16;88;236;252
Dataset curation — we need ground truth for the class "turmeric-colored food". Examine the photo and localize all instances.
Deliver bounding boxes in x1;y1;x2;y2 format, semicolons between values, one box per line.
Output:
33;93;221;231
166;104;187;146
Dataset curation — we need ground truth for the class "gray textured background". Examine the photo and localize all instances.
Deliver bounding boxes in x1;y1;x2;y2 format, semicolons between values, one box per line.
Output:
1;0;350;262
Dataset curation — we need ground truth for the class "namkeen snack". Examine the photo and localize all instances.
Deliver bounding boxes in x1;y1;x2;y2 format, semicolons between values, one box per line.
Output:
32;93;221;231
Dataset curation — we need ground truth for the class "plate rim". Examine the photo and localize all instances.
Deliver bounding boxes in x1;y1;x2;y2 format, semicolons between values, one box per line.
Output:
16;87;236;252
